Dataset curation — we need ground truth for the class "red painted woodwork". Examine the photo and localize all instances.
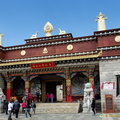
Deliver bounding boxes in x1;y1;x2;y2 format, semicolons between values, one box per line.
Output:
0;50;3;58
6;89;12;101
3;41;97;60
97;35;120;48
66;96;72;102
66;86;72;102
102;49;120;57
72;96;83;101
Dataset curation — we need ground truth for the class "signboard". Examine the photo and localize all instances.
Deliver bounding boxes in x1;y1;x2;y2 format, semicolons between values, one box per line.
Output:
104;83;114;90
30;62;56;69
105;94;114;113
101;82;115;90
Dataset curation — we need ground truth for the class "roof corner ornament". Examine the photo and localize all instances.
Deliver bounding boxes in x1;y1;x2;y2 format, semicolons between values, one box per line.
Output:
30;31;39;39
44;22;53;37
96;12;107;31
58;28;66;35
0;33;4;46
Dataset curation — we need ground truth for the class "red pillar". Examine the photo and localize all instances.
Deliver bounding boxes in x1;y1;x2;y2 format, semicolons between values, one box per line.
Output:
65;67;72;103
66;86;72;102
6;81;12;101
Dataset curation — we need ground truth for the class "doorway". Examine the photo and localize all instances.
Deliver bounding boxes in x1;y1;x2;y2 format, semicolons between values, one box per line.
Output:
46;81;62;102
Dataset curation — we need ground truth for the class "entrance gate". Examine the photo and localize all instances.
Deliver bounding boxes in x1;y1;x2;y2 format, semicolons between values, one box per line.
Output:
46;81;63;102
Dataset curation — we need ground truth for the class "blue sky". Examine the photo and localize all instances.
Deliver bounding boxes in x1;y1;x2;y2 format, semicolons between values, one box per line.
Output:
0;0;120;47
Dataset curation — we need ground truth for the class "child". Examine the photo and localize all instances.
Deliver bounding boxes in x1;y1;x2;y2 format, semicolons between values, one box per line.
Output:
21;101;26;113
31;101;36;114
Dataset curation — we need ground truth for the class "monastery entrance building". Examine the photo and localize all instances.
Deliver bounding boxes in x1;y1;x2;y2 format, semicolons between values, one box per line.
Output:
0;12;120;112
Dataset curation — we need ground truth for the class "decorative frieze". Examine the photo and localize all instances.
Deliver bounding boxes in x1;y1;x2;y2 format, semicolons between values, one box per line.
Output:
1;50;98;63
97;46;120;51
2;37;96;51
101;56;120;60
95;30;120;36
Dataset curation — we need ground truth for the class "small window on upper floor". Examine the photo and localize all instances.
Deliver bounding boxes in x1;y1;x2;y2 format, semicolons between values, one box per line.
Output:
116;75;120;96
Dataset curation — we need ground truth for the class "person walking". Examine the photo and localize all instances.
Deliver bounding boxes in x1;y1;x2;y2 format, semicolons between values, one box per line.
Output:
25;100;32;118
49;93;54;103
5;99;8;114
13;100;20;119
8;99;14;120
21;101;26;113
31;100;36;114
91;98;96;115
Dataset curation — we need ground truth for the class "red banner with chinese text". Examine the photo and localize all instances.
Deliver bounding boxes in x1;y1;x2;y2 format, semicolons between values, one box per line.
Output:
30;62;56;69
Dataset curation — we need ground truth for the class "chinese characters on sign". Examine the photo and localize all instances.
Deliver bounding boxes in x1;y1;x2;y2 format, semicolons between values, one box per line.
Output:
30;62;56;69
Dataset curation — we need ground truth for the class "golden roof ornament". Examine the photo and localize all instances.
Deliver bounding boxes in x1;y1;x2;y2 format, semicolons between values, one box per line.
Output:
44;22;53;36
96;12;107;31
30;31;38;39
58;28;66;35
43;47;48;54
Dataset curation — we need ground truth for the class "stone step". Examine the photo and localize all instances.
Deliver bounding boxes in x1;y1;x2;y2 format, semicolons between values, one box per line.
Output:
35;103;80;113
19;102;101;114
78;101;102;113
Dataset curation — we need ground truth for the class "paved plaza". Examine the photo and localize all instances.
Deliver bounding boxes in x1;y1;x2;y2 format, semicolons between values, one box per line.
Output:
0;113;120;120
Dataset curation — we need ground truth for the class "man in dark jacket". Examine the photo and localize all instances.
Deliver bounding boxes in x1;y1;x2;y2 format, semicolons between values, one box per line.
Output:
13;100;20;119
91;98;96;115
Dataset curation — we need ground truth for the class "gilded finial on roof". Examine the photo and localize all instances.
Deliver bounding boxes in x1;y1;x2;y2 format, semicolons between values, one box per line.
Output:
44;22;53;36
96;12;107;31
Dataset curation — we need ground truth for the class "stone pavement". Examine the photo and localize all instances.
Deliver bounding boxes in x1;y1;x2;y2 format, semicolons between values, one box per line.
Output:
0;113;120;120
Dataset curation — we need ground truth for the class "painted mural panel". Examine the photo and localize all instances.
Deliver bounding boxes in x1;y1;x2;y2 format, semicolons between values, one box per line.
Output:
71;73;88;95
30;77;41;95
12;76;25;96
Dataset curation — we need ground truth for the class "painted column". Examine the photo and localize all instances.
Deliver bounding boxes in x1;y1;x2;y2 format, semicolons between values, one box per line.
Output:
65;67;72;102
25;80;30;94
22;70;30;94
6;78;12;101
88;65;95;97
3;72;12;101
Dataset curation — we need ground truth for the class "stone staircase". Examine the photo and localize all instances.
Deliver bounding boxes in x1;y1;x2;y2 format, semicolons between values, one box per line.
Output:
19;100;101;114
35;103;80;113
